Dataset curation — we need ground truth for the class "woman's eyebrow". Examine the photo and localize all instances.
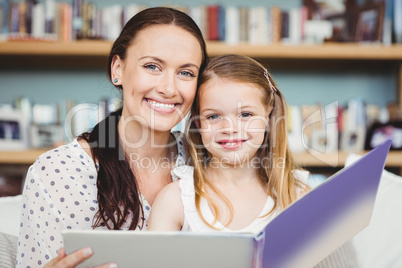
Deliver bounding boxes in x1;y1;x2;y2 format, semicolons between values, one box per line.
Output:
181;63;199;70
139;56;164;64
139;56;199;70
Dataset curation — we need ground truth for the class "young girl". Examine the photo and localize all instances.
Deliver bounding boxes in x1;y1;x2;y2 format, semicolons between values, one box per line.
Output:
148;54;310;233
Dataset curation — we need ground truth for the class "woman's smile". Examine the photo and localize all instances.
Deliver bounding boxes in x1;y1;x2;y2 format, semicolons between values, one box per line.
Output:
144;98;179;114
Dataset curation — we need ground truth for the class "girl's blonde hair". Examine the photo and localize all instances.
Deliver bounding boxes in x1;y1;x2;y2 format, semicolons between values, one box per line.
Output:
186;54;309;229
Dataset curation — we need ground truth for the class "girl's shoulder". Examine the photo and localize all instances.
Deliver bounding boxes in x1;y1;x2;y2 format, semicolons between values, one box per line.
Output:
293;169;310;184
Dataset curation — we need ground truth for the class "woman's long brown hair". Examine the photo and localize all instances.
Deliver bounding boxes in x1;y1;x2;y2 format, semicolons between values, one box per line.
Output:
186;54;309;229
79;7;208;230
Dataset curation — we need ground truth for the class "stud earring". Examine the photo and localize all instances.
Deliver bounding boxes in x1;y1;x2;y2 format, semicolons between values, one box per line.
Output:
113;78;118;83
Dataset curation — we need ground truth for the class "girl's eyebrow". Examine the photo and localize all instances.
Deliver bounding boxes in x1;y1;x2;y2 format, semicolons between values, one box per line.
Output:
200;108;216;113
201;105;258;114
139;56;199;70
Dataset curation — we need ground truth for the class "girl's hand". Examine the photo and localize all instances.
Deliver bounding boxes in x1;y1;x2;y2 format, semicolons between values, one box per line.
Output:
44;247;117;268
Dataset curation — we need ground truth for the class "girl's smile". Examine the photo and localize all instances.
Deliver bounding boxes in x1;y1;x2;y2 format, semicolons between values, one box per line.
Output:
216;139;248;150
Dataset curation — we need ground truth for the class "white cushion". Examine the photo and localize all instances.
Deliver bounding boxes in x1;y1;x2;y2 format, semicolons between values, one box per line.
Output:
0;232;17;268
0;195;22;237
346;154;402;268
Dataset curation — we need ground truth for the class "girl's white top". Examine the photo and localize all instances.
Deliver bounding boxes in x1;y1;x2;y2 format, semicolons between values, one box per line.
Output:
172;165;309;235
16;132;186;268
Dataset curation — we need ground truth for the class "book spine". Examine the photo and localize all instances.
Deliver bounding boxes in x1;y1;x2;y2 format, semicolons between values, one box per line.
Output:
270;6;282;43
281;10;289;42
395;0;402;43
207;5;219;40
10;2;19;34
218;6;225;41
72;0;82;40
239;7;249;42
225;6;239;45
31;2;45;38
26;0;35;35
45;0;55;36
18;2;27;35
0;0;9;34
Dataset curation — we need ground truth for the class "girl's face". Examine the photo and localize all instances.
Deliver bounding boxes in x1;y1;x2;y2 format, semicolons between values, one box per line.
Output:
112;24;202;133
198;78;269;166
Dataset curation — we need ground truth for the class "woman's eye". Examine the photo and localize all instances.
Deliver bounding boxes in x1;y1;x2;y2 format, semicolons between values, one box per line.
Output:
240;112;252;118
206;114;220;120
179;70;195;78
144;64;160;72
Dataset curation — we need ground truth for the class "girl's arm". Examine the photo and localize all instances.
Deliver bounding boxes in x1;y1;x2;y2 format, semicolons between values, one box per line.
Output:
148;181;184;231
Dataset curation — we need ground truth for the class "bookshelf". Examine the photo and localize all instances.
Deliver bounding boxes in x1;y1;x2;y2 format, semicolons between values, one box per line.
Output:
1;41;402;104
1;40;402;59
0;41;401;169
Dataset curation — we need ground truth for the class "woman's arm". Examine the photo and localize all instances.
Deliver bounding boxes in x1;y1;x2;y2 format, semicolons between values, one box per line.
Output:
148;181;184;231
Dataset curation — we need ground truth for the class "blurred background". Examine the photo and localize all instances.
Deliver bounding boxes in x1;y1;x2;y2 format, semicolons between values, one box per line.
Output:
0;0;401;196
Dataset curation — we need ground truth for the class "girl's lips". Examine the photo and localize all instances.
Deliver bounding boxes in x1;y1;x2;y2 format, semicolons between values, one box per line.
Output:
217;139;247;149
144;98;179;114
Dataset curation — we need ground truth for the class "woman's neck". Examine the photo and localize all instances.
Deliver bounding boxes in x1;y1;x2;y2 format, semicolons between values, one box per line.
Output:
117;117;174;160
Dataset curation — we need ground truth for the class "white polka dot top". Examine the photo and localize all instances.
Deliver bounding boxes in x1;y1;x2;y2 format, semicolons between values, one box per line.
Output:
16;131;186;268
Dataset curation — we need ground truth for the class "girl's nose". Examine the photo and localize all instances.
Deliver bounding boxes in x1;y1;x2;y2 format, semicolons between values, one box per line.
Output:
221;116;240;134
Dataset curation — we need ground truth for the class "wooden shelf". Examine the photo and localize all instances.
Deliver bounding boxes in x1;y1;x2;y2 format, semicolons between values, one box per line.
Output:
0;149;401;167
293;151;402;167
0;41;402;60
0;149;49;165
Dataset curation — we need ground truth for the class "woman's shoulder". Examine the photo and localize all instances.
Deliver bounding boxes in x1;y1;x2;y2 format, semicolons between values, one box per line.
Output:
171;131;190;165
31;138;95;172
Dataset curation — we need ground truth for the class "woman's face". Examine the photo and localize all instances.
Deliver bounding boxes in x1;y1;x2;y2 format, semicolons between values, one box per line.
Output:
113;24;202;133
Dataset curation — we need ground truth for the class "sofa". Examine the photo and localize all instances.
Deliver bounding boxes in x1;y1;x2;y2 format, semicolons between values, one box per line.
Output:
1;153;401;267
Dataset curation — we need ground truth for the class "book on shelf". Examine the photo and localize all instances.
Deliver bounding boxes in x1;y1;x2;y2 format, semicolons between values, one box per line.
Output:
395;0;402;43
287;99;387;154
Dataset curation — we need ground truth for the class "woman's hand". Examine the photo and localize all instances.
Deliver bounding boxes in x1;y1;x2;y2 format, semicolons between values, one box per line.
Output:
44;247;117;268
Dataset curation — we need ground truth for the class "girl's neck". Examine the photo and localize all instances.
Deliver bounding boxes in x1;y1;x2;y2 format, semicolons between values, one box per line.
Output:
206;159;259;185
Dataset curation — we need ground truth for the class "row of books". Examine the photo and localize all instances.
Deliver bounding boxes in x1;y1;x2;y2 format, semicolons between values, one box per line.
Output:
4;96;121;148
288;98;396;154
0;0;306;44
3;0;400;45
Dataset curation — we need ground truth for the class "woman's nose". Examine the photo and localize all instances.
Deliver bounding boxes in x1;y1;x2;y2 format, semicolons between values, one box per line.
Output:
156;72;177;98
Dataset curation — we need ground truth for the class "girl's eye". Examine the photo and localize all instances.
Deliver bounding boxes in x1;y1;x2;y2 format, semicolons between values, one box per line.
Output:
240;112;252;118
144;64;161;72
179;70;196;78
206;114;220;120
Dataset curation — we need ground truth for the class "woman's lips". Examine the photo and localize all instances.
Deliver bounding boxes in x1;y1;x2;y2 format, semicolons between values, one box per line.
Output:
144;98;178;114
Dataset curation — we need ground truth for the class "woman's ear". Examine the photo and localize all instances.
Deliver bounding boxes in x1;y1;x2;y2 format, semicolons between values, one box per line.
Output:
111;55;122;86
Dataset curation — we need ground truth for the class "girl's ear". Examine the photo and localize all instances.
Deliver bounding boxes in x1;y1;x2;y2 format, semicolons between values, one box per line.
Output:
111;55;123;86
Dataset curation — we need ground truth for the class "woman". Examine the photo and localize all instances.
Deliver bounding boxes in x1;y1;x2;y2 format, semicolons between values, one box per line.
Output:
16;7;207;268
